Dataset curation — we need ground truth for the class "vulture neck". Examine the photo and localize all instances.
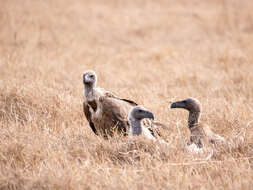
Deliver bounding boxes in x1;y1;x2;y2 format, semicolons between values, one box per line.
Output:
129;118;142;135
84;84;95;101
188;111;201;129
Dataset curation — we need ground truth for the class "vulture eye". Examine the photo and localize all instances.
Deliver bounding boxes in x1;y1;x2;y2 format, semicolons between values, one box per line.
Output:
90;75;94;78
182;100;187;103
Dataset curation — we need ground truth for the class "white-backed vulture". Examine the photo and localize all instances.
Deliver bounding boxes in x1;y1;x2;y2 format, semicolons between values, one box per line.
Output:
170;98;225;148
128;106;156;140
82;70;163;138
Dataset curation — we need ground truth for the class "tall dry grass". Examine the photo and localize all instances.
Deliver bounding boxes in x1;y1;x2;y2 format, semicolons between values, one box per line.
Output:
0;0;253;189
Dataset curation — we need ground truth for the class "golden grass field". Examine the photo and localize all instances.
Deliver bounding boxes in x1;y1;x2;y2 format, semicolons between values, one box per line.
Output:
1;0;253;189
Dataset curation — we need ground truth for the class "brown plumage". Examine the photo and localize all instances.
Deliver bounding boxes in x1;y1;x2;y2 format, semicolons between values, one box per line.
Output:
171;98;225;148
82;70;164;138
92;95;134;137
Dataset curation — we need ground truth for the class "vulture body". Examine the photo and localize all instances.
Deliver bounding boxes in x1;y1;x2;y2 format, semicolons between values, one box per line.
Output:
171;98;225;149
82;70;163;138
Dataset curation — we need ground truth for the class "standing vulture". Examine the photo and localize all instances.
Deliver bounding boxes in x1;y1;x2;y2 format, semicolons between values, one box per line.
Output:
170;98;225;149
82;70;164;138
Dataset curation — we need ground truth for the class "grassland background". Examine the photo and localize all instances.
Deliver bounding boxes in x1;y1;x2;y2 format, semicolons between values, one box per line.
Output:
1;0;253;189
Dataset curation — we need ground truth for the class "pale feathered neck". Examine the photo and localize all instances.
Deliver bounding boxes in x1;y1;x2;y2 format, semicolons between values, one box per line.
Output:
129;117;142;136
84;84;95;101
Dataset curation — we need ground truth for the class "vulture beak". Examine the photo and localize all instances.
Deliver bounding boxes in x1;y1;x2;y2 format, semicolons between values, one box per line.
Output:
170;101;184;109
144;111;155;120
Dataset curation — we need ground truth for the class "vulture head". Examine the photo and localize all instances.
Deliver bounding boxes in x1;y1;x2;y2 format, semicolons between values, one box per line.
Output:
171;98;201;113
128;106;154;121
83;70;97;86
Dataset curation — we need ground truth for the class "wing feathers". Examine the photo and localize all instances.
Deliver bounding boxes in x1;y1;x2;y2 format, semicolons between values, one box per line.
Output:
83;102;98;135
103;91;138;106
97;95;130;136
83;87;162;139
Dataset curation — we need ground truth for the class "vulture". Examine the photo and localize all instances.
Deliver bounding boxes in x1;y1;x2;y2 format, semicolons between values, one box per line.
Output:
82;70;164;138
170;98;225;149
128;106;156;140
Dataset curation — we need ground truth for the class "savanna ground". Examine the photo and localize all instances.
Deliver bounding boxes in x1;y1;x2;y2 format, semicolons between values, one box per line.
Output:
0;0;253;189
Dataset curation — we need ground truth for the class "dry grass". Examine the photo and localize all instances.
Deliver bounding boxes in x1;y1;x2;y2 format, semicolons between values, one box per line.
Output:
1;0;253;189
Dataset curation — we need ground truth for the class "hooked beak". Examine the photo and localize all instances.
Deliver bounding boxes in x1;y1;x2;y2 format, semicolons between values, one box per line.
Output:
170;101;184;109
145;111;154;120
83;74;91;85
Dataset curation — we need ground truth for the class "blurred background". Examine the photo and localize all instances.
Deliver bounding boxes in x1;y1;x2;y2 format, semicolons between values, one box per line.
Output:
1;0;253;124
0;0;253;189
